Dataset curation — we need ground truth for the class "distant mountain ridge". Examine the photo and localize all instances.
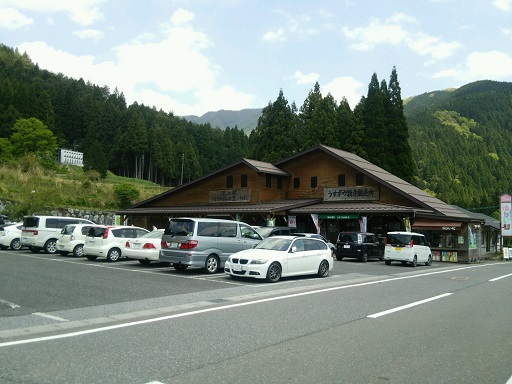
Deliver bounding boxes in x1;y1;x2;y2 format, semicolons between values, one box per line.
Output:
182;108;263;133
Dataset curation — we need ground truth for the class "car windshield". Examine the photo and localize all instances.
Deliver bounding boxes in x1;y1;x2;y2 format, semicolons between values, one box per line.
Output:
255;237;292;251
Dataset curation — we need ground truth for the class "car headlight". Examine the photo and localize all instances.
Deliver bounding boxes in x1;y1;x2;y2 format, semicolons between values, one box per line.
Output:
250;259;268;264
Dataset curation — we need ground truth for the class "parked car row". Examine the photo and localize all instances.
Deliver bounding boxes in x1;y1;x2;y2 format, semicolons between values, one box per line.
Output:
335;230;433;267
1;215;433;283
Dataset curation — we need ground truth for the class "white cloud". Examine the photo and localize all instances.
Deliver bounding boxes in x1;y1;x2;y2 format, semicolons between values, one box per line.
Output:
170;8;195;25
493;0;512;11
466;50;512;77
73;29;104;40
343;12;461;59
294;70;320;85
432;50;512;80
323;76;364;108
262;28;285;42
17;8;255;116
0;7;33;29
0;0;105;25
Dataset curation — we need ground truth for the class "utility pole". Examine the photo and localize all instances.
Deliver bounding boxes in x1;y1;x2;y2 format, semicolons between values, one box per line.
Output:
180;153;184;185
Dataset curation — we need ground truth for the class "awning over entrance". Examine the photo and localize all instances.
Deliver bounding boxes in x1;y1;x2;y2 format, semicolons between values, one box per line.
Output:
412;220;463;231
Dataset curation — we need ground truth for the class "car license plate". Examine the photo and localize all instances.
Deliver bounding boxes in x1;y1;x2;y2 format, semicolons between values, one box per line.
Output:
394;247;402;251
233;264;242;271
343;244;350;248
88;240;95;245
132;243;141;249
169;242;179;248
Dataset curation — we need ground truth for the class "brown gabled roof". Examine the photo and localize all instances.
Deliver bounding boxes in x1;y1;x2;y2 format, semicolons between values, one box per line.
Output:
275;144;470;220
126;158;288;209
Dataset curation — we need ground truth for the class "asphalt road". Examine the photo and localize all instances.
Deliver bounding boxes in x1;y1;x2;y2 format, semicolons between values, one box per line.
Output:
1;249;512;384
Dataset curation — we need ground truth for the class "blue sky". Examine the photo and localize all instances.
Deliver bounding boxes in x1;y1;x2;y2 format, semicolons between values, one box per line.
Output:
1;0;511;117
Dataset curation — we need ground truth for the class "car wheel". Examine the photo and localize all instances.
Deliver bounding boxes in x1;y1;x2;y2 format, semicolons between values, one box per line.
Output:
10;238;22;250
73;244;84;257
86;255;97;260
173;264;188;271
411;255;417;267
317;260;330;278
361;251;368;263
204;255;219;274
266;262;282;283
59;251;69;256
44;239;58;254
385;260;391;265
106;248;121;262
138;259;151;265
425;255;432;266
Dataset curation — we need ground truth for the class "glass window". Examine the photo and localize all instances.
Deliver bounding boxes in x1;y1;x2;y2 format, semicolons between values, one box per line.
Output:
294;178;300;188
266;174;271;188
311;176;317;188
356;172;364;185
277;176;283;189
338;174;345;186
226;175;233;188
241;174;247;187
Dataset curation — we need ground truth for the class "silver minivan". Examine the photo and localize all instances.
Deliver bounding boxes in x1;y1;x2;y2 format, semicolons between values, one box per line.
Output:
160;218;263;273
384;231;432;267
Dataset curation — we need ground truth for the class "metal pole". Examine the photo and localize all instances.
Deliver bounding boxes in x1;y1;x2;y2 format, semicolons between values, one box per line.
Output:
180;153;184;185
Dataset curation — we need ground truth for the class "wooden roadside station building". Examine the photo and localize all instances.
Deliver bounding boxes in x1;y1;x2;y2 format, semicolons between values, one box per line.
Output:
117;145;497;263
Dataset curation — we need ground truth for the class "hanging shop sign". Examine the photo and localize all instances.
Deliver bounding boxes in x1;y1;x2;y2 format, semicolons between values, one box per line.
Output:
209;189;251;203
500;194;512;236
324;186;379;201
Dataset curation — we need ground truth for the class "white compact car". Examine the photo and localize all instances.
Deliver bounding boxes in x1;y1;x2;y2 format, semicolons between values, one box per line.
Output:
384;231;432;267
224;235;333;282
83;225;149;262
56;223;94;257
0;222;23;250
123;229;164;264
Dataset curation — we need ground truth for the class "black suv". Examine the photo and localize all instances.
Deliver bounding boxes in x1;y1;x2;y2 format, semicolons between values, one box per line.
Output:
255;226;297;238
335;232;384;262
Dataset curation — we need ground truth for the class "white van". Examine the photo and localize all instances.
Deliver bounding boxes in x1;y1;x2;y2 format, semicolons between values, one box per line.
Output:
160;218;263;273
21;216;94;254
384;231;432;267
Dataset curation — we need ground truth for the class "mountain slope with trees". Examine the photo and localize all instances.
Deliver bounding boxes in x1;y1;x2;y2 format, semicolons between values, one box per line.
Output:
0;43;510;216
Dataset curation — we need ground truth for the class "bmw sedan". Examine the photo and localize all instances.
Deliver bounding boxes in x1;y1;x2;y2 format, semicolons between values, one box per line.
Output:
224;235;333;283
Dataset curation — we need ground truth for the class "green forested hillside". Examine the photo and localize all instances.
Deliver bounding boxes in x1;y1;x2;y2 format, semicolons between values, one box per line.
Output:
405;80;512;213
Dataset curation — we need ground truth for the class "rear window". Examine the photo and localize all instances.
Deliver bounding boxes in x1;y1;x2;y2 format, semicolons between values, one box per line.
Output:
386;233;412;246
61;225;76;235
23;217;40;228
87;227;106;237
338;233;358;243
166;219;195;236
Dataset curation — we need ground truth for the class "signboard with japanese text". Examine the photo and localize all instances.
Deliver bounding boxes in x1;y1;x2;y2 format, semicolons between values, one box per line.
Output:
209;189;251;203
324;186;379;201
500;194;512;236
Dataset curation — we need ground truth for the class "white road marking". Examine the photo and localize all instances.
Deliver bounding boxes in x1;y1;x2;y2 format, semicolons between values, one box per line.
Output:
367;293;453;318
0;263;500;348
489;272;512;282
32;312;68;322
0;298;20;308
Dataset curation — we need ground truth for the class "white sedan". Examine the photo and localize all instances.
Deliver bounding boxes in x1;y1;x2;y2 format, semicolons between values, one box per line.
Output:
224;235;334;283
0;223;23;250
123;229;164;264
